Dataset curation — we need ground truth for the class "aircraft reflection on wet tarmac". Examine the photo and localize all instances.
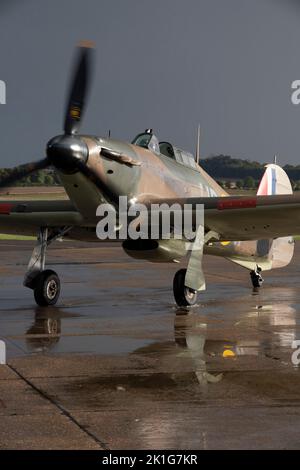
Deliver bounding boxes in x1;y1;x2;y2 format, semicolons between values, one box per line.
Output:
25;308;61;352
24;298;298;388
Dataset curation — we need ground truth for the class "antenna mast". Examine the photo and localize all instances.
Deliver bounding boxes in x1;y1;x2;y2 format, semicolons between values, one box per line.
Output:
196;124;200;164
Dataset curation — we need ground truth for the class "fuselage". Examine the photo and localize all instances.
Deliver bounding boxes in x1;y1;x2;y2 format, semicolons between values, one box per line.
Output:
58;135;228;217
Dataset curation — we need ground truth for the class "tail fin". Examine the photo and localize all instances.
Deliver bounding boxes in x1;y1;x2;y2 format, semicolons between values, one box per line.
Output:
257;163;294;269
257;163;293;196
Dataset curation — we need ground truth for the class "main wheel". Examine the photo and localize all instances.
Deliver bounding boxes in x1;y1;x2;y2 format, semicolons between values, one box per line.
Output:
33;270;60;306
173;268;198;307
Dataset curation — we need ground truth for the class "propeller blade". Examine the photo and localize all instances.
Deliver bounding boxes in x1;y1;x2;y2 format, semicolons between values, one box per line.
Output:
64;41;95;135
0;158;50;189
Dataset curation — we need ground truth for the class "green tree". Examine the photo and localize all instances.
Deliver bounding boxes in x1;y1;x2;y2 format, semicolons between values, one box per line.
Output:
44;175;53;185
244;176;255;189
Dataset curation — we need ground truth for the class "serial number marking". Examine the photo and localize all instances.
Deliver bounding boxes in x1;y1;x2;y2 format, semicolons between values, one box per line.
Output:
145;454;198;465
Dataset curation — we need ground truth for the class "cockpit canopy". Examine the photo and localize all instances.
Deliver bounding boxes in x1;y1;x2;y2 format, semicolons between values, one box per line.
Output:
132;130;160;155
159;142;198;170
132;129;198;170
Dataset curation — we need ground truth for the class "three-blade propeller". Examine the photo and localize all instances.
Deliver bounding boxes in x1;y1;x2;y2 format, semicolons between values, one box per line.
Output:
0;41;95;189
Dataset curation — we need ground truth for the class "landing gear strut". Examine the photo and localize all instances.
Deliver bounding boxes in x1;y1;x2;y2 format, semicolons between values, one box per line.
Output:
173;268;198;307
173;230;220;307
24;226;71;306
250;265;263;288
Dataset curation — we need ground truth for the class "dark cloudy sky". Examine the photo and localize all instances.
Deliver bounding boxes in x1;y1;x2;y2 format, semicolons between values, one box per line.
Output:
0;0;300;166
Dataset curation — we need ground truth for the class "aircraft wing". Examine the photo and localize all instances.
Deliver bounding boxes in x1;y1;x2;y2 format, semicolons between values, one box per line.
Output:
3;194;300;242
144;194;300;241
0;200;85;234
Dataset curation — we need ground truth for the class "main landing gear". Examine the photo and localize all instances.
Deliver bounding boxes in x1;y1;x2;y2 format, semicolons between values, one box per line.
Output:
172;230;219;307
250;265;263;288
24;226;71;306
173;268;198;307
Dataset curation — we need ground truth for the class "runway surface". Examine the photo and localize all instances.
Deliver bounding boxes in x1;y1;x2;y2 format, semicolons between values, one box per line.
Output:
0;240;300;449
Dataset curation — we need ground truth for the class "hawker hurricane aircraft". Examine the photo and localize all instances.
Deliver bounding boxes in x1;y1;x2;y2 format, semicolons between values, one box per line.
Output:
0;43;299;307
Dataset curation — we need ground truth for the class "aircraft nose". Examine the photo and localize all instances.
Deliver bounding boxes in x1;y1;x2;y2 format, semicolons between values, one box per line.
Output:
46;135;89;173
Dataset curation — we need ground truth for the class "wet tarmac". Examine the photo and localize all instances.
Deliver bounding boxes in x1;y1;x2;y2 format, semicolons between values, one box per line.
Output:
1;240;300;449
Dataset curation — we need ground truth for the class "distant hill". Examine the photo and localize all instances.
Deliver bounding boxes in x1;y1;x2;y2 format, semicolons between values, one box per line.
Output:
201;155;300;183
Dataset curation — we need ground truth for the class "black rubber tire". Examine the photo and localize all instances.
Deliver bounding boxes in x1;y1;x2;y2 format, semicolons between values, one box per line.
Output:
33;270;60;306
250;270;263;288
173;268;198;307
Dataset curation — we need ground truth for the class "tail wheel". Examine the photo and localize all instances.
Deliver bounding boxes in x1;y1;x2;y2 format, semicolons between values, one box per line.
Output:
250;267;263;288
33;270;61;306
173;268;198;307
